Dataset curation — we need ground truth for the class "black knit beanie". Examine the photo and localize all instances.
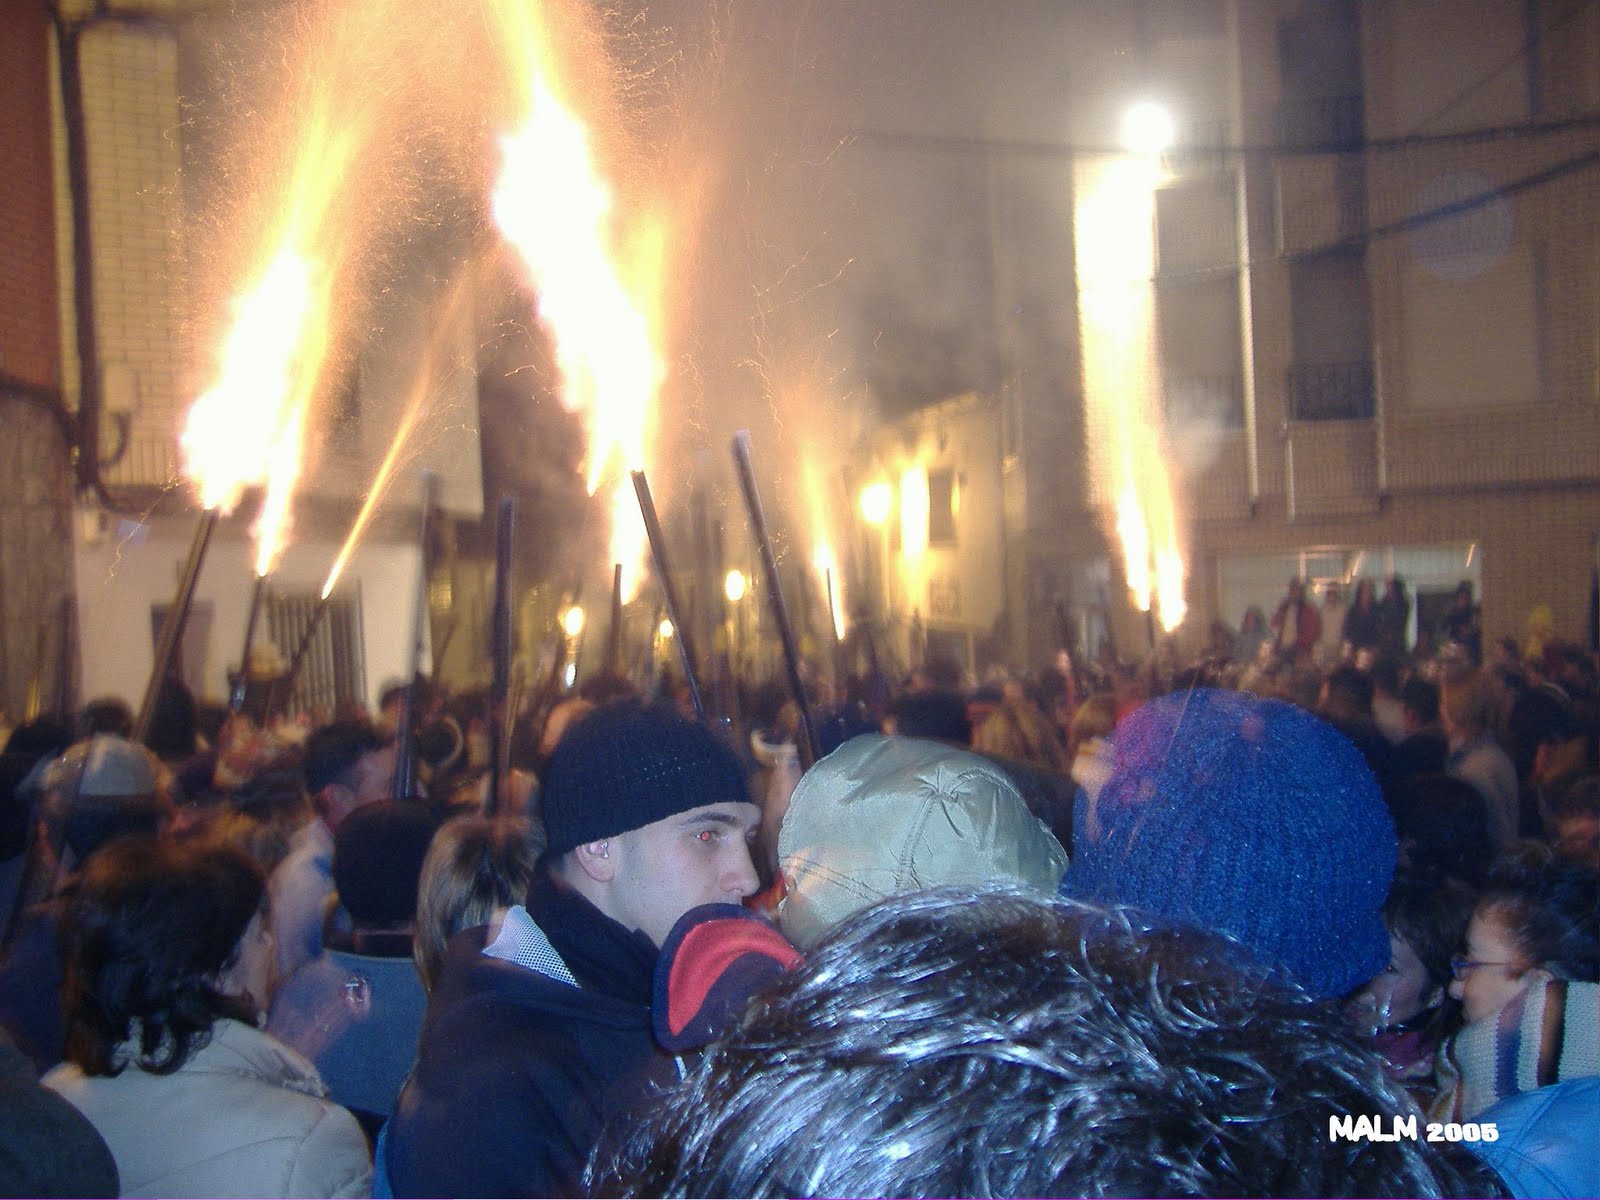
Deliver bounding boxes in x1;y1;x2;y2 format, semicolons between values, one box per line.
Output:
541;701;748;857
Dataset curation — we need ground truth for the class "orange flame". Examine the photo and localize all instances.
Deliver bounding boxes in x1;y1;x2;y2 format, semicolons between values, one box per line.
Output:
1115;480;1152;612
812;542;846;641
802;454;846;640
484;0;663;599
180;57;374;577
1076;156;1187;634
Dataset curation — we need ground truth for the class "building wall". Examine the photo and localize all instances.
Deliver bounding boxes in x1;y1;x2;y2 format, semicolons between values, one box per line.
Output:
1151;0;1600;658
1195;487;1597;650
73;511;423;710
866;394;1007;671
0;4;76;722
1;2;61;388
58;18;190;487
41;4;485;709
0;403;77;722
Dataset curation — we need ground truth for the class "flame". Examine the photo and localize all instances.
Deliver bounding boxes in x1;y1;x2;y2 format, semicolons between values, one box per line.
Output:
607;477;645;603
319;276;473;601
181;250;316;519
484;0;663;596
812;542;846;641
1114;480;1152;611
180;43;380;576
1076;155;1187;634
801;455;846;640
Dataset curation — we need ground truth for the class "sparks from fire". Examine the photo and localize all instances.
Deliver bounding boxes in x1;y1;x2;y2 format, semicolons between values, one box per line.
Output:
485;0;665;604
1074;154;1187;633
180;2;415;578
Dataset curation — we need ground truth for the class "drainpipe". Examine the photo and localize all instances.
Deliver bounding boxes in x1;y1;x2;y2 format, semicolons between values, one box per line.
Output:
48;2;167;507
1226;0;1261;515
51;9;104;500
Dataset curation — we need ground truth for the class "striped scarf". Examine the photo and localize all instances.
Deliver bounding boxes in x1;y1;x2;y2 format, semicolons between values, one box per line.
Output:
1431;978;1600;1122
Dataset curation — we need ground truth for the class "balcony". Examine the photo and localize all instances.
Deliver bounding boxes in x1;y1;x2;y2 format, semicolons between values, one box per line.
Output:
1287;361;1375;421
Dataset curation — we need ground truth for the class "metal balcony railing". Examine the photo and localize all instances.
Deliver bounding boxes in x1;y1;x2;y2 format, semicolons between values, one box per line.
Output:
1286;361;1375;421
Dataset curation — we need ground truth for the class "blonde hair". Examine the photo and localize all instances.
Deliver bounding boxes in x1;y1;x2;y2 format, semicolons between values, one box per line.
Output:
1069;695;1117;752
414;815;538;991
973;699;1068;774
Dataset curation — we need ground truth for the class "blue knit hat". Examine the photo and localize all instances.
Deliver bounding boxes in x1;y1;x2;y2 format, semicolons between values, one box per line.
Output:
541;701;749;857
1059;688;1395;998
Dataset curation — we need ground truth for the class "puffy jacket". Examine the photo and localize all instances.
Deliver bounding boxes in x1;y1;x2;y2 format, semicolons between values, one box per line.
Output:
386;874;681;1198
43;1017;370;1198
1471;1077;1600;1198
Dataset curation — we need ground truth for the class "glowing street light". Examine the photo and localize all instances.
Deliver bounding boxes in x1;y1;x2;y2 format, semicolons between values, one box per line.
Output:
859;481;893;527
561;604;586;638
657;617;674;640
724;568;748;604
1121;100;1175;156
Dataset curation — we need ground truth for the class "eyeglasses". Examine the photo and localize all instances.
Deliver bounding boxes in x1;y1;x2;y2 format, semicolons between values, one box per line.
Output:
1449;956;1521;979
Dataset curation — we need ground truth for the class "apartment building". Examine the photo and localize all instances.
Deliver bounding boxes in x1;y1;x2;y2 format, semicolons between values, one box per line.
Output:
993;0;1600;669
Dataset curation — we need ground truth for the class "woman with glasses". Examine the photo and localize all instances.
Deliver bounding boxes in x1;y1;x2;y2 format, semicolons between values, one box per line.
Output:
1432;859;1599;1197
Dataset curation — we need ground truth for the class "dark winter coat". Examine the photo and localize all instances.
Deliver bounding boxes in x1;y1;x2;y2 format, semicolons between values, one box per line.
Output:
385;872;679;1198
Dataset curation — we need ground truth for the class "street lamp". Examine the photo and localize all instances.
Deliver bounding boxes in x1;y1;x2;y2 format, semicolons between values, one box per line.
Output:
859;481;893;527
1120;100;1175;156
561;604;586;638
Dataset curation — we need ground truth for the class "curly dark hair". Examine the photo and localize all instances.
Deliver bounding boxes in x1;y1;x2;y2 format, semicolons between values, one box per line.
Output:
61;837;264;1076
595;887;1498;1198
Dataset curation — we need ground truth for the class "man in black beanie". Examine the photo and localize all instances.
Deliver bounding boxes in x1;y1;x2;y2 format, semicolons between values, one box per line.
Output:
387;700;760;1199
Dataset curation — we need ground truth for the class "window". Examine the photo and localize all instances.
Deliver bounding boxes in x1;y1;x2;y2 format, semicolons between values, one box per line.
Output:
928;468;957;546
1276;4;1364;150
267;589;366;718
1288;249;1374;420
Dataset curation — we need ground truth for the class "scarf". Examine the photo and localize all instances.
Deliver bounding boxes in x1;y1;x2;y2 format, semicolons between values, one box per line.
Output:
1431;978;1600;1121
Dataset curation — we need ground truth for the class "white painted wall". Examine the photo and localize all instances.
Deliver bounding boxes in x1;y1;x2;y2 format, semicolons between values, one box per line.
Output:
73;511;422;710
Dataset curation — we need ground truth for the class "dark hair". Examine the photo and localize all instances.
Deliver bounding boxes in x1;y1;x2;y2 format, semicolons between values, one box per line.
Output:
1389;774;1493;888
577;672;641;706
888;691;971;743
1401;677;1441;726
61;838;264;1077
595;888;1489;1199
303;719;384;794
333;800;440;927
1384;872;1474;995
1477;861;1600;981
1324;664;1375;715
229;761;309;825
0;720;74;861
1545;774;1599;826
78;698;133;740
1370;656;1402;696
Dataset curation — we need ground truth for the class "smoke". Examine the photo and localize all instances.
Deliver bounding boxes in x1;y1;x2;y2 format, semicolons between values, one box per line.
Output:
175;0;1186;616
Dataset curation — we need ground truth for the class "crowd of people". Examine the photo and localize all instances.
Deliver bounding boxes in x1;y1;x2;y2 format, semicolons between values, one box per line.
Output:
0;577;1595;1198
